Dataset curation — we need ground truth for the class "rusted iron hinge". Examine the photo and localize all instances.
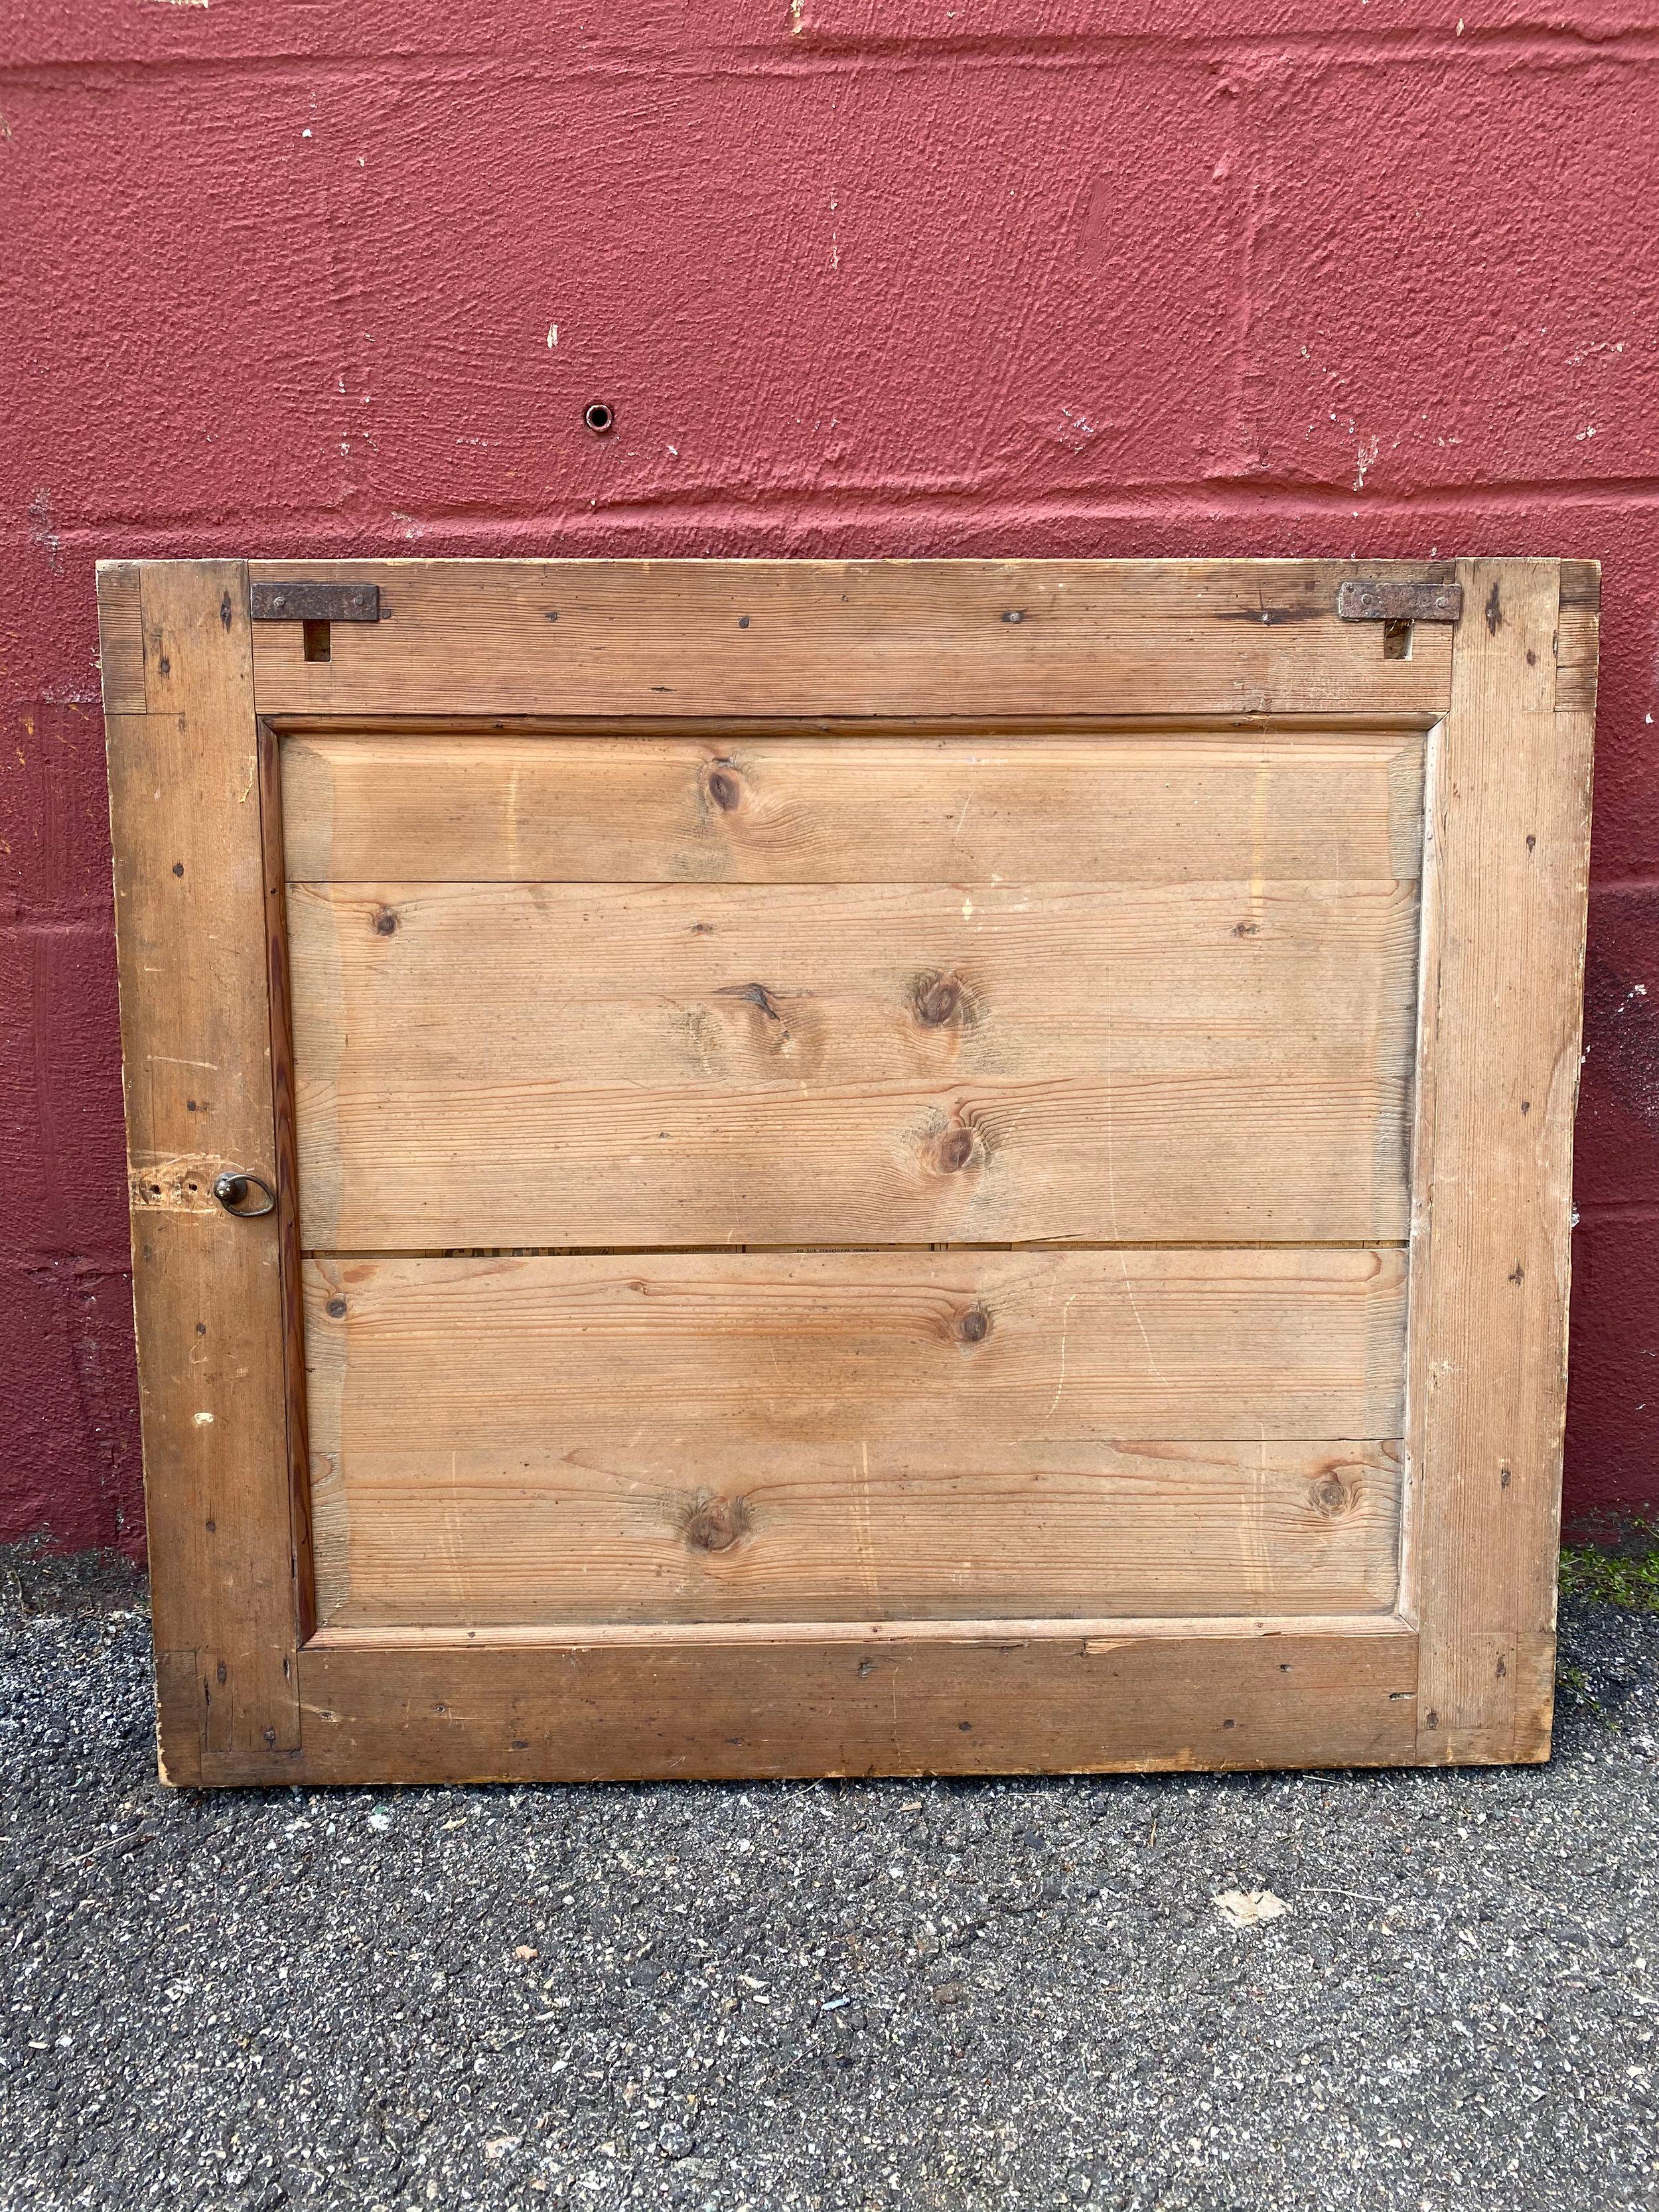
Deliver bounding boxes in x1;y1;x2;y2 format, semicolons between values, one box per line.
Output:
1335;579;1463;625
249;581;381;623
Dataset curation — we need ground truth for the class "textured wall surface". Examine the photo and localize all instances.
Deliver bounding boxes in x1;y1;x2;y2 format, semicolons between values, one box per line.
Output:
3;1;1657;1555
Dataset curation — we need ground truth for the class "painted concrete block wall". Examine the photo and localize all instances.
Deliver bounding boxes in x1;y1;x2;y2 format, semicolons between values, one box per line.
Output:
3;2;1656;1554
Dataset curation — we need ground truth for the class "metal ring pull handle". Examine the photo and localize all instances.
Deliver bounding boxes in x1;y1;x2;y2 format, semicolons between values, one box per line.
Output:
212;1171;277;1219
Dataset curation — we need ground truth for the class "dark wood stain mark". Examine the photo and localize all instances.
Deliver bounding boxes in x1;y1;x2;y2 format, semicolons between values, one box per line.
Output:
717;982;792;1025
1216;604;1320;627
1485;583;1503;635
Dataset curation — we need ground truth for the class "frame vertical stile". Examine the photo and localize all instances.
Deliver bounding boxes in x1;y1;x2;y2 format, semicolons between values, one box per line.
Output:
259;719;317;1647
1411;559;1596;1762
99;561;303;1782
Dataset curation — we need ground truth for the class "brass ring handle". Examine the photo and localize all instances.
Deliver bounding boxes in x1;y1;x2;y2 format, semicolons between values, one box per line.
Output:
212;1171;277;1219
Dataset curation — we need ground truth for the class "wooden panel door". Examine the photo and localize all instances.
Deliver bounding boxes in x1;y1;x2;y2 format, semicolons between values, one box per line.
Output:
98;558;1597;1785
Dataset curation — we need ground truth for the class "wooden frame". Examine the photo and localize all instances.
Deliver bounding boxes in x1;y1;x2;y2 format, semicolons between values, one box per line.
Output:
97;558;1596;1785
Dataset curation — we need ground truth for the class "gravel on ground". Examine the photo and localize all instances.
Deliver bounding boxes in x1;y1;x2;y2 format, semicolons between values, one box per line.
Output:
2;1552;1656;2212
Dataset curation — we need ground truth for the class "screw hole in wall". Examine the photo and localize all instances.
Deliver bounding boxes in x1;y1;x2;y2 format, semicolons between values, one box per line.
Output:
584;402;616;436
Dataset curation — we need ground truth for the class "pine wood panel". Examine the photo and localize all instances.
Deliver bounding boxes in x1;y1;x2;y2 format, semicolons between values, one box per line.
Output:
303;1254;1408;1607
250;559;1457;721
100;563;303;1778
312;1436;1402;1628
281;729;1426;885
288;878;1417;1249
286;1627;1421;1784
1409;561;1596;1763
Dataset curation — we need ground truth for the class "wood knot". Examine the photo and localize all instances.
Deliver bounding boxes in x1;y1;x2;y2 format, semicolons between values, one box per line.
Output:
1232;921;1260;938
372;906;397;936
933;1124;978;1175
1309;1475;1352;1516
705;762;744;813
953;1303;991;1345
682;1492;750;1553
326;1297;347;1319
913;972;964;1027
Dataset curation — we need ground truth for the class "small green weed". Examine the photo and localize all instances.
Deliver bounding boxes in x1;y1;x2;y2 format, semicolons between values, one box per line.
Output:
1559;1522;1659;1611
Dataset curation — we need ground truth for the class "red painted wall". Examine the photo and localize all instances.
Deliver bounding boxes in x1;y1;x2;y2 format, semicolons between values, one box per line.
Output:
4;1;1658;1556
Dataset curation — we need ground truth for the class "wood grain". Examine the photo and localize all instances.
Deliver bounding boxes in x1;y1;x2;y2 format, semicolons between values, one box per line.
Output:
102;565;303;1778
250;559;1457;721
289;877;1418;1249
311;1435;1402;1628
303;1254;1407;1582
281;729;1426;885
284;1627;1421;1784
95;561;148;715
1410;560;1595;1764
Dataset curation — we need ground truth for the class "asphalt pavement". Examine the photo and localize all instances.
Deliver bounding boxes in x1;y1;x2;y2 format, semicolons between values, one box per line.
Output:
2;1550;1655;2211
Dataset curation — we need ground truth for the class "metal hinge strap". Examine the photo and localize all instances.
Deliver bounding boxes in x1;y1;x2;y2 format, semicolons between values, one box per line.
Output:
1335;580;1463;625
250;582;381;623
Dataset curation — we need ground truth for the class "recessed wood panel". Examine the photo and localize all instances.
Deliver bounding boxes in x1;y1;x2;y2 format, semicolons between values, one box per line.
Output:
281;729;1425;885
313;1435;1403;1629
288;877;1417;1249
304;1248;1407;1627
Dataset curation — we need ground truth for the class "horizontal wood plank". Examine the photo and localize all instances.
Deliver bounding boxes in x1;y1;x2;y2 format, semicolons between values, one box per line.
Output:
281;729;1425;885
250;559;1457;720
285;1627;1421;1783
313;1435;1402;1628
303;1250;1406;1628
289;879;1417;1248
